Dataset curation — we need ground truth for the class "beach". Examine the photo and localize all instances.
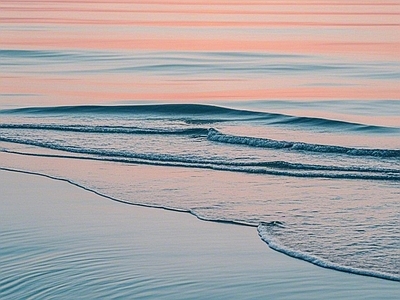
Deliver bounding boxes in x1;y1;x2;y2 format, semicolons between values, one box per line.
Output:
1;169;399;299
1;0;399;298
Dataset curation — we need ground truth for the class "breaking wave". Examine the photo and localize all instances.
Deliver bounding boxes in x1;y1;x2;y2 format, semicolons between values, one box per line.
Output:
207;128;400;158
0;123;209;136
257;223;400;282
0;140;399;181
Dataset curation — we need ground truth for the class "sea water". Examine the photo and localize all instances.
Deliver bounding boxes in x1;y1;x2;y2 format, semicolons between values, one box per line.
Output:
1;0;399;284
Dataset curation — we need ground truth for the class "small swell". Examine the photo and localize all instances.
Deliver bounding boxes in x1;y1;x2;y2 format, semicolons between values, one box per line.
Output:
208;128;400;158
268;115;398;133
1;104;397;132
257;223;400;282
1;143;399;182
0;104;255;117
0;124;209;136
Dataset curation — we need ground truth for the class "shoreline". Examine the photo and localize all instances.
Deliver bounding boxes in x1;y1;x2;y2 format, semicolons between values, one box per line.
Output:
2;166;398;283
1;168;399;299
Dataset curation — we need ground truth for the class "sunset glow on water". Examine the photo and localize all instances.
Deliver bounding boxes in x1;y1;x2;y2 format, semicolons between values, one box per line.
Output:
1;0;399;106
1;1;399;297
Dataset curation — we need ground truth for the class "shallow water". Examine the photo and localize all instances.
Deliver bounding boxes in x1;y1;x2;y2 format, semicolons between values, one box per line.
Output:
1;0;399;285
1;102;399;281
2;170;399;300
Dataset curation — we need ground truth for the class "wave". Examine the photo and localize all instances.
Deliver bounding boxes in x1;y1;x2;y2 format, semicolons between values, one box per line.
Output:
267;115;395;132
1;143;399;182
208;128;400;158
0;104;254;116
1;104;397;132
0;124;209;136
257;223;399;282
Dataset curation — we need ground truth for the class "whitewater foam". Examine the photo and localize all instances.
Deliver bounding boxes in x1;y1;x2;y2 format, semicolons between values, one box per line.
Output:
257;223;400;282
207;128;400;158
1;146;399;182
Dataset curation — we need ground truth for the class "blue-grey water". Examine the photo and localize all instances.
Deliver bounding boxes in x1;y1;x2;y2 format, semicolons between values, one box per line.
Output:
0;1;399;297
1;101;399;282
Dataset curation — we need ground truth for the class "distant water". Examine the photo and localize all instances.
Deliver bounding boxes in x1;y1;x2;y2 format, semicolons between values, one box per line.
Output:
0;0;399;287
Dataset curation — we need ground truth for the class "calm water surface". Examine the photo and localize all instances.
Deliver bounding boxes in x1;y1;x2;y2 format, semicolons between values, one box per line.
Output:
0;0;399;295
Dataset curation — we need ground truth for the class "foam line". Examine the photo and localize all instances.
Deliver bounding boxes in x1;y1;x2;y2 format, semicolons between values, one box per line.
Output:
257;224;400;282
0;124;208;136
1;147;399;181
0;166;397;282
208;128;400;158
0;166;257;229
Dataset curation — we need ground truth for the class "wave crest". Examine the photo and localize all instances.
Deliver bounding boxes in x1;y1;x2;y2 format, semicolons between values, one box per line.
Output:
207;128;400;158
0;123;208;136
1;104;397;132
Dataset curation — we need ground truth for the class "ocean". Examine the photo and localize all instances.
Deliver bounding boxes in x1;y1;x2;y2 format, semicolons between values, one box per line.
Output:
1;0;399;287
